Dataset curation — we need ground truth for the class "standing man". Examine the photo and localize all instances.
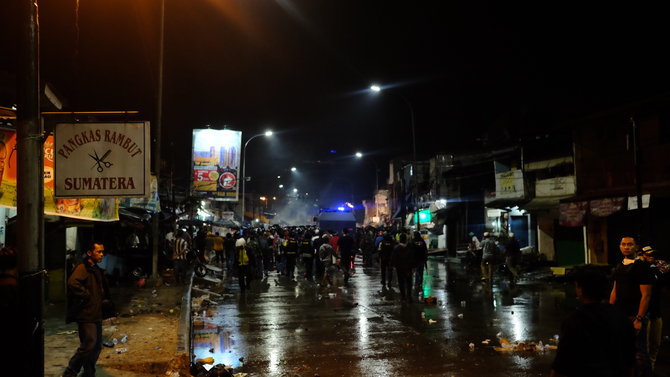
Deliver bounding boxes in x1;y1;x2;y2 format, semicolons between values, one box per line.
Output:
337;229;355;287
284;232;299;280
63;242;114;377
609;236;653;377
379;232;396;289
411;231;428;291
212;232;225;266
390;233;415;302
235;235;253;292
480;232;498;282
172;229;190;284
505;232;522;284
299;231;315;281
224;233;236;273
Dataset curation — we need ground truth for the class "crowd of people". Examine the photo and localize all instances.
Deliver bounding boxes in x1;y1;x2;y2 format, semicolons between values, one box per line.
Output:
166;224;430;301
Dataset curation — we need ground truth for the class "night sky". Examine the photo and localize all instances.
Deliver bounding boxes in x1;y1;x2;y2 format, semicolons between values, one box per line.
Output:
2;0;670;208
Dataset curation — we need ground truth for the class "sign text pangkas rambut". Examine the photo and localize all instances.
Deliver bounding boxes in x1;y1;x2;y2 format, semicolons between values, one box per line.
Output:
55;122;150;198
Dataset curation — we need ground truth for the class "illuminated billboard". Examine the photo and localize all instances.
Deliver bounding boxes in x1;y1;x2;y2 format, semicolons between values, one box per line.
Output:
191;129;241;201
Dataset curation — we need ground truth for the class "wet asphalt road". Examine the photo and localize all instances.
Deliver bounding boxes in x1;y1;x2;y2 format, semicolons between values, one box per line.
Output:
191;257;577;377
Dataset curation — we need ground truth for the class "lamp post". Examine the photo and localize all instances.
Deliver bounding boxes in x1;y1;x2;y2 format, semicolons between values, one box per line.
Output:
355;151;379;192
370;84;419;229
241;130;272;224
370;85;416;163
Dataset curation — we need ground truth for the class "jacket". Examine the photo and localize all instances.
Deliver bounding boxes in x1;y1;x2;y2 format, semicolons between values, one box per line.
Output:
390;242;415;270
66;258;112;323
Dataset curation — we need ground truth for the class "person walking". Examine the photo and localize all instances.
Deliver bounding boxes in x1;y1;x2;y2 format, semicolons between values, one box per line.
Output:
284;233;299;280
224;233;236;273
411;231;428;291
480;232;498;282
172;230;189;284
318;235;336;287
212;232;224;266
62;242;115;377
378;232;395;289
609;236;653;377
391;233;415;302
235;235;254;292
337;229;355;287
299;232;315;281
505;232;522;284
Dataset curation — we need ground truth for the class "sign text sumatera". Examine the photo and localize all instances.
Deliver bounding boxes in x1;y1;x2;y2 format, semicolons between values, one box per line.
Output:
55;122;150;198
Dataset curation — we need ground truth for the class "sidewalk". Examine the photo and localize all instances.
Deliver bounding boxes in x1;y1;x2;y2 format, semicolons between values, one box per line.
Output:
44;281;191;377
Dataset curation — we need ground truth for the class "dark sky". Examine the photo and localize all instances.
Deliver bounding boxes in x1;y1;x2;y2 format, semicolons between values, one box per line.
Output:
2;0;670;207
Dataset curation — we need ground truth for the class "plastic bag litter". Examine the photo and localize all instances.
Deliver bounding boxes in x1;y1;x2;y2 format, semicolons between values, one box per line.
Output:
493;338;556;352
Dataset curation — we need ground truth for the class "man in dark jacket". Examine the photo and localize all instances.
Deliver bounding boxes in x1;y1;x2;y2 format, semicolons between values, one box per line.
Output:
63;242;114;377
411;231;428;290
391;233;415;302
379;233;395;289
337;229;355;286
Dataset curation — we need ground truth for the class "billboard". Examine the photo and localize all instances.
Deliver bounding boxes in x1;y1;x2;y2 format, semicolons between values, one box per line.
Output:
191;129;241;201
54;122;151;198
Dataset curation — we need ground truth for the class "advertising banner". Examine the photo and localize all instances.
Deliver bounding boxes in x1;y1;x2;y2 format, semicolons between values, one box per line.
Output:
0;129;119;221
54;122;151;198
559;201;588;227
118;175;161;213
590;197;624;217
495;169;525;199
191;129;241;201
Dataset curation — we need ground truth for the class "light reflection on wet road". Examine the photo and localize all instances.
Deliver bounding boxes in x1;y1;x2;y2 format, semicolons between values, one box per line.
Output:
192;257;575;376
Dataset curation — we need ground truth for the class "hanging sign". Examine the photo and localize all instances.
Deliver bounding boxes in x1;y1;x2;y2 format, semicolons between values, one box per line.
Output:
54;122;151;198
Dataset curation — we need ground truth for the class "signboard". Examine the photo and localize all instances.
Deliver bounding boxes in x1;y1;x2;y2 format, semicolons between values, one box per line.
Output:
413;209;432;224
54;122;150;198
495;169;524;199
559;201;587;227
0;129;119;221
191;129;241;201
590;197;624;217
627;194;650;210
535;176;576;197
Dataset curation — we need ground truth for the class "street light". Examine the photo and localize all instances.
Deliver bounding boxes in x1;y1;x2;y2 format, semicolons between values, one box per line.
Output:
369;84;418;228
241;130;273;224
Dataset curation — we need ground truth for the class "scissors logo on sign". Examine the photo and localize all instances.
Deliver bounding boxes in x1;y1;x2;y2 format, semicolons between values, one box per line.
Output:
89;149;113;173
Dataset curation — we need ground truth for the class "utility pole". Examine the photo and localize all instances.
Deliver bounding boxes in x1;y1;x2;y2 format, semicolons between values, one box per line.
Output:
151;0;166;281
17;0;45;375
631;116;645;241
